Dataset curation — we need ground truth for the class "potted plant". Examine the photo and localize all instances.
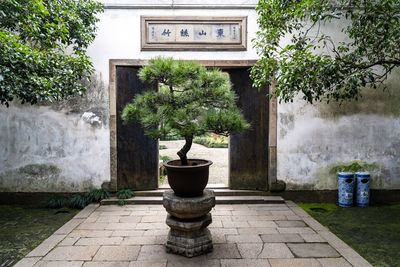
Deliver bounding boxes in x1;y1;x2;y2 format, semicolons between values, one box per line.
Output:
122;57;249;197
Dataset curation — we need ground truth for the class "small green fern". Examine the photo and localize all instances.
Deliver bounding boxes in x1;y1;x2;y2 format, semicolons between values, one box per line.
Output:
68;194;89;209
86;188;110;203
116;189;134;199
46;195;67;209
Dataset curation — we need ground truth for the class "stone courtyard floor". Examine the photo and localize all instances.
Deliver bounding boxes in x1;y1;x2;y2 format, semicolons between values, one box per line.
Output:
15;201;372;267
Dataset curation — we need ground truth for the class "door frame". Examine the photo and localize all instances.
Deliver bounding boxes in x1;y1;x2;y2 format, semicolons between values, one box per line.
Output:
108;59;277;191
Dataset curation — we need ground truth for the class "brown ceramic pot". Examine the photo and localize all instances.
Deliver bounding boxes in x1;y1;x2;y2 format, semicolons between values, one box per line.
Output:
164;159;213;197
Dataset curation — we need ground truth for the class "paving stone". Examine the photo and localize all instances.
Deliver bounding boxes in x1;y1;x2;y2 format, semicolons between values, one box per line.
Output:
77;223;108;230
253;210;273;216
27;235;66;257
275;220;306;227
106;223;138;230
288;206;310;218
42;246;99;261
212;210;232;216
318;231;350;249
300;233;326;243
210;233;227;243
260;233;304;243
122;236;158;245
167;259;220;267
222;221;249;228
207;244;241;259
269;210;295;216
143;229;169;236
83;262;129;267
287;243;340;258
303;217;329;232
247;220;277;228
135;223;168;230
221;259;271;267
130;211;161;216
59;236;79;246
214;205;234;211
258;243;294;259
210;228;238;235
100;211;132;216
93;246;140;261
137;245;168;261
286;215;302;221
34;261;84;267
69;230;113;238
231;215;269;222
97;216;121;223
226;234;262;243
119;217;143;223
54;219;85;235
212;215;233;222
236;243;263;259
74;204;99;219
277;227;315;234
112;230;145;237
237;227;278;235
317;258;352;267
231;210;259;216
140;216;166;223
208;220;223;228
269;258;322;267
75;237;123;246
344;256;373;267
13;257;41;267
262;215;287;221
128;261;167;267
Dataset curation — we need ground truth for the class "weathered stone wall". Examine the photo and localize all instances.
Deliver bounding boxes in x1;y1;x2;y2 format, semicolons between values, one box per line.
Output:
0;75;110;192
1;0;399;192
0;0;259;192
278;70;400;190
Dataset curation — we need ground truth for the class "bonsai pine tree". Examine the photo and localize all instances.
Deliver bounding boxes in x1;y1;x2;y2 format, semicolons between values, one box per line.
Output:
122;57;249;166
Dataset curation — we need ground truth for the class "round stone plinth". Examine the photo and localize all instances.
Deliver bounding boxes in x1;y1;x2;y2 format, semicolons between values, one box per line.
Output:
163;189;215;219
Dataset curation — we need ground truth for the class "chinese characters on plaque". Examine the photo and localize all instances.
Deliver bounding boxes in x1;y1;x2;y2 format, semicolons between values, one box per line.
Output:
149;24;240;43
142;17;247;51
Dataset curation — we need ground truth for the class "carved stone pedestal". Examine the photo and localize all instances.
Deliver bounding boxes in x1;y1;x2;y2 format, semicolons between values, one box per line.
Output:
163;189;215;258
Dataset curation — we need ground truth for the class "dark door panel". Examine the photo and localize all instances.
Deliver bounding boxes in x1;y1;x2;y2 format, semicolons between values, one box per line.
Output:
116;66;158;190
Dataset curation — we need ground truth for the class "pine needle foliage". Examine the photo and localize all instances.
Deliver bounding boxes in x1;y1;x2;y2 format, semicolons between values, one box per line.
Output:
122;57;249;165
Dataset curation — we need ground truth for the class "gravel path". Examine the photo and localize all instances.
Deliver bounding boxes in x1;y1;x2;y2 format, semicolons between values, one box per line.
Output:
159;140;228;186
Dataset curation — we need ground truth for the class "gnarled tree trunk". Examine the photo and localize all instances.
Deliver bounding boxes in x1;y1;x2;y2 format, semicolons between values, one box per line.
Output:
177;136;193;165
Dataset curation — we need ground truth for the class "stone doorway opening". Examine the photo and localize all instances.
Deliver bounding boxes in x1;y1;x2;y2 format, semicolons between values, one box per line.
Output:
159;138;229;188
109;60;276;192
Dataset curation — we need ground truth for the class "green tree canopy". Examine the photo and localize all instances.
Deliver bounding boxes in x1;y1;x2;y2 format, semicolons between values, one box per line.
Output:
0;0;103;106
122;57;249;165
252;0;400;103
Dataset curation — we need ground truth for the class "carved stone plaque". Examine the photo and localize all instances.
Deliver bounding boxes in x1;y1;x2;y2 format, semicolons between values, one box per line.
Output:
141;17;247;51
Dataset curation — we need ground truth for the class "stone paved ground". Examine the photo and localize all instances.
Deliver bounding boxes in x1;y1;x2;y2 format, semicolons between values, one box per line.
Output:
15;201;372;267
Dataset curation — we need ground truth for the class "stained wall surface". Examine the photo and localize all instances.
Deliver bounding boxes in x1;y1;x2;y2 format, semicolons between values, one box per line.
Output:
1;0;399;192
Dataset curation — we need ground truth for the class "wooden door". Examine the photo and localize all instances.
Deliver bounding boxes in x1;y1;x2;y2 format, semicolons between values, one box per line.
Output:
116;66;158;190
228;68;269;190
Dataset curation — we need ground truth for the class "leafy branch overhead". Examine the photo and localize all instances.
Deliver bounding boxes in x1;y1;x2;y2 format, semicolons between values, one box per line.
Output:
122;57;249;165
251;0;400;103
0;0;103;106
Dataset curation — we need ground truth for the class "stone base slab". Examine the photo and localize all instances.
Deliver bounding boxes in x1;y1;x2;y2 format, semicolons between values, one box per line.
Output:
166;228;213;257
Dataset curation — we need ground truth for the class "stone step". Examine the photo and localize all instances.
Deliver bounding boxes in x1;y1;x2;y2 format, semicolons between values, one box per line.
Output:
100;195;284;205
134;188;272;197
